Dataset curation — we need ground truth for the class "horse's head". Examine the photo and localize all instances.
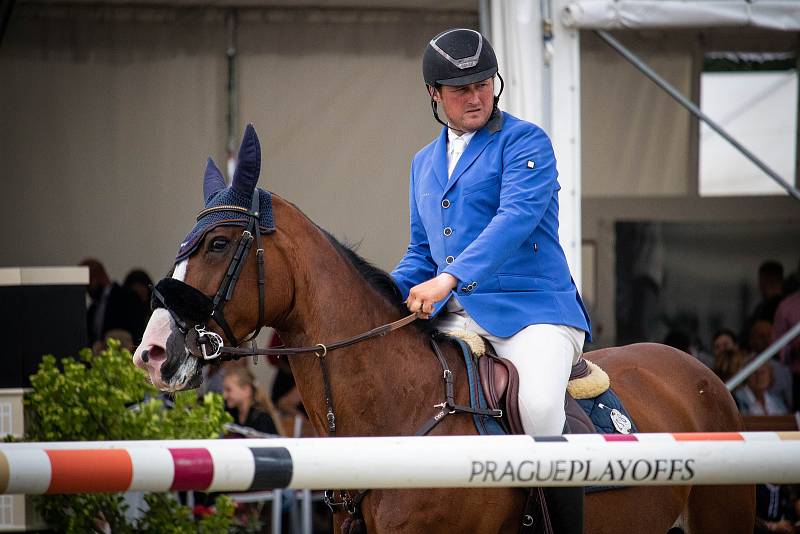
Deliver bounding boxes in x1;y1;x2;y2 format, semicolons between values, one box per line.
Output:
133;124;291;391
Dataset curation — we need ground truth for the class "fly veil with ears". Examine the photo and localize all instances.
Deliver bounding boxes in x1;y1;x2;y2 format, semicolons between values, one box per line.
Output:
152;124;275;358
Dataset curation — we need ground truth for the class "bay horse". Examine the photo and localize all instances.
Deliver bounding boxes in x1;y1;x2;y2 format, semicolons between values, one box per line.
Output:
133;125;754;533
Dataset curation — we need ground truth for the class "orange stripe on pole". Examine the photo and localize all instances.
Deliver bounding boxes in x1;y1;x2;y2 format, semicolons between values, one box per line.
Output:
672;432;744;441
0;451;8;494
46;450;133;494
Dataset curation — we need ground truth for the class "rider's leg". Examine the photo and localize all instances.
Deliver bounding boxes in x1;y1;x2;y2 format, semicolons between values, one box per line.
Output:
483;323;583;435
487;325;585;534
436;304;583;434
436;303;585;533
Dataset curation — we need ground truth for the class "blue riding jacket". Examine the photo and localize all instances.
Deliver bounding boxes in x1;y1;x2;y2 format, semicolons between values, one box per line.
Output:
391;111;592;340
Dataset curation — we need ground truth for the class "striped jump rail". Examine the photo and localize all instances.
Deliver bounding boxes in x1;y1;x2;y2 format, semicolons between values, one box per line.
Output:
1;432;798;494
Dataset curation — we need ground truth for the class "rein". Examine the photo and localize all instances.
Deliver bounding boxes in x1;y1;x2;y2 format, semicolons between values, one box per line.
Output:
212;313;419;360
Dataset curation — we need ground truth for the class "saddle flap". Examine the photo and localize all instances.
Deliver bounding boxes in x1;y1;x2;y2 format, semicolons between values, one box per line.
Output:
478;354;525;435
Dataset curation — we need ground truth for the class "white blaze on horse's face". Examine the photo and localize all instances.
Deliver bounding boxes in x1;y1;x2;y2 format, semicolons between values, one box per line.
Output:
132;260;188;390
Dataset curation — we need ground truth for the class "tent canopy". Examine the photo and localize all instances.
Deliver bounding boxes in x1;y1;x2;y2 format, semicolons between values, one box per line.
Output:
563;1;800;32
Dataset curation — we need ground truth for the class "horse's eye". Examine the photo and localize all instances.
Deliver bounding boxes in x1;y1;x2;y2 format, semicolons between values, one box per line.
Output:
208;237;229;252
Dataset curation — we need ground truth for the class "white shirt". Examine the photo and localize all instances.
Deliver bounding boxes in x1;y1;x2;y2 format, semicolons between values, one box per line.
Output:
447;129;475;179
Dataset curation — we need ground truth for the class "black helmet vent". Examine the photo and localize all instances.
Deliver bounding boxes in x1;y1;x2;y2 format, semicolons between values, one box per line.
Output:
429;29;483;70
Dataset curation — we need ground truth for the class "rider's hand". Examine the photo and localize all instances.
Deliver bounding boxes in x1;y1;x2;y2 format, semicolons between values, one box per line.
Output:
406;273;457;318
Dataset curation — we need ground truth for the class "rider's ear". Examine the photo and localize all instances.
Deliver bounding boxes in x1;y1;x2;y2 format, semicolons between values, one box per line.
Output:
428;85;441;103
231;123;261;196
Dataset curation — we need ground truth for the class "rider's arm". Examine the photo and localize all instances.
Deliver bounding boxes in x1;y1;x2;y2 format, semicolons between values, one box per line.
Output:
391;160;438;300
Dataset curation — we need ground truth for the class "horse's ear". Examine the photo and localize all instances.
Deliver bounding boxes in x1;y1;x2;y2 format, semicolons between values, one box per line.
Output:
232;123;261;195
203;157;226;203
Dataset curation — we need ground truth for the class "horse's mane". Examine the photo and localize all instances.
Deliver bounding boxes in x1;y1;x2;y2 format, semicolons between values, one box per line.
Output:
319;228;435;335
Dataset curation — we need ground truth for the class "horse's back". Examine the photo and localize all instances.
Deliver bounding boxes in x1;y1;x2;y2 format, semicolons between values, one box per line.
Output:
586;342;743;433
583;343;754;534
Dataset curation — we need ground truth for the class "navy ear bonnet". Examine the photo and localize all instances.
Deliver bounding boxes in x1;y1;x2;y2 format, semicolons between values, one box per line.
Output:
176;124;275;262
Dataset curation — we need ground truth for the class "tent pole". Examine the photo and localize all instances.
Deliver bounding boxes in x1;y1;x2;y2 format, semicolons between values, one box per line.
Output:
595;29;800;201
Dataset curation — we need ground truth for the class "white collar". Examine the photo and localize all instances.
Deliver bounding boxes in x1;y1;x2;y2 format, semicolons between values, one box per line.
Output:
447;128;476;148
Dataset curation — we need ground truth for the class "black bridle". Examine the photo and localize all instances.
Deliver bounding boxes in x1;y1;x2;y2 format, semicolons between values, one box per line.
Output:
152;189;266;359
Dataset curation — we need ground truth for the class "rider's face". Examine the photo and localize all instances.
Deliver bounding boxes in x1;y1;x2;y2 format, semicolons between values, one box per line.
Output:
433;78;494;133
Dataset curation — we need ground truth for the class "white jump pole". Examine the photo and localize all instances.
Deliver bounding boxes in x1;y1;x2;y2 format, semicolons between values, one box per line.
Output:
1;433;798;495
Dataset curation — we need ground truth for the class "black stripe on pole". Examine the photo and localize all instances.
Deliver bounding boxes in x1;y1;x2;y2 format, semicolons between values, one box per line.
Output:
533;436;568;442
248;447;293;490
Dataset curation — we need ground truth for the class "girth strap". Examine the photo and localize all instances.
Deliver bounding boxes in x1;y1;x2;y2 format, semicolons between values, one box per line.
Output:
519;488;553;534
414;336;502;437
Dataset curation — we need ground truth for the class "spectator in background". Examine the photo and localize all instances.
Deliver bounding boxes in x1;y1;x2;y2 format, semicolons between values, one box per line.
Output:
773;290;800;411
750;261;786;325
783;256;800;296
80;258;145;345
92;329;135;354
123;268;153;323
711;328;745;382
734;355;788;416
754;484;797;534
663;329;691;353
222;365;284;436
712;328;746;382
750;319;794;412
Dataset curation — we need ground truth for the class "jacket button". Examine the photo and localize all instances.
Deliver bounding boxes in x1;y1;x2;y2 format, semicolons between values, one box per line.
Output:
443;227;453;237
441;199;451;208
445;255;455;264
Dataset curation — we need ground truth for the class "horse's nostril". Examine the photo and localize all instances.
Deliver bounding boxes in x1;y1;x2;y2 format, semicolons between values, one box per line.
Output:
148;345;166;361
141;349;149;363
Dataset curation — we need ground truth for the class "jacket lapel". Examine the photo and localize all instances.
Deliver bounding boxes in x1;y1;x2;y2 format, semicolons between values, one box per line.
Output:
443;111;504;196
432;127;449;190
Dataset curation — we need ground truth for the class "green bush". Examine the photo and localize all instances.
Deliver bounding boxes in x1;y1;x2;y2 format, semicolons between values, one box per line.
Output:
25;339;234;533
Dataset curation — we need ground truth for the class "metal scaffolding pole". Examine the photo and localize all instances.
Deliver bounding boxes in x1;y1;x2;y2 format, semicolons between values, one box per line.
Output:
726;321;800;391
595;29;800;202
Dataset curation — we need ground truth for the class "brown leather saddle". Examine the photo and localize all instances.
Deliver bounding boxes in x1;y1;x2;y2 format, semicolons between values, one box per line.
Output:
477;343;596;435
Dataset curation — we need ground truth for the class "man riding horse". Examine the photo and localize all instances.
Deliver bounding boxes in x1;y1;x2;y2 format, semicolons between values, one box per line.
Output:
391;28;591;533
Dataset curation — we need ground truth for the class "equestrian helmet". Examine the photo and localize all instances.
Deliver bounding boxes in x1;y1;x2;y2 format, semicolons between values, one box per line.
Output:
423;28;498;87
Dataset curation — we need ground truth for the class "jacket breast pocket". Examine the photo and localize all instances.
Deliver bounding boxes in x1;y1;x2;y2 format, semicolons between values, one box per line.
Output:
497;274;556;292
461;175;499;196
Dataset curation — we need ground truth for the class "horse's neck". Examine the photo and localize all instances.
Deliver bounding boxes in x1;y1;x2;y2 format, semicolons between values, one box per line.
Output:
274;225;446;437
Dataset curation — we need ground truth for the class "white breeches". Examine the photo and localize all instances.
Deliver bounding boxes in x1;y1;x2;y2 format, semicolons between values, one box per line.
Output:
436;299;585;436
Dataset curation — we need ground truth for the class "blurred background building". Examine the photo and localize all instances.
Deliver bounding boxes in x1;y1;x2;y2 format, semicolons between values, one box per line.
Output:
0;0;798;354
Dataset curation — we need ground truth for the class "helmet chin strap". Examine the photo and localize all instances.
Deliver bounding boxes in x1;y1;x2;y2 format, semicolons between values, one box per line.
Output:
428;73;505;132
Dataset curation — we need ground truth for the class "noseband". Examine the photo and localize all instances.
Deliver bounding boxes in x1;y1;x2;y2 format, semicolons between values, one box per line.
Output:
153;189;266;359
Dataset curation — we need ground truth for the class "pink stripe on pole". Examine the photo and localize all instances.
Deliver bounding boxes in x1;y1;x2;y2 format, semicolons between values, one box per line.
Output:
603;434;638;442
169;448;214;491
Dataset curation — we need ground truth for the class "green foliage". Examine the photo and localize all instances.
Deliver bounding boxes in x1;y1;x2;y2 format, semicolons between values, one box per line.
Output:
25;339;234;533
135;493;235;534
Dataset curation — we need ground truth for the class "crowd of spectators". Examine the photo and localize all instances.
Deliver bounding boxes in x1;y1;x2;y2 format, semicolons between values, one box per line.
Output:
664;259;800;533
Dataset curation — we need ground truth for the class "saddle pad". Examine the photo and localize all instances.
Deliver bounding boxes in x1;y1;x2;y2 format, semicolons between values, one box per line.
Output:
448;337;506;436
567;360;610;399
576;389;638;435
